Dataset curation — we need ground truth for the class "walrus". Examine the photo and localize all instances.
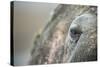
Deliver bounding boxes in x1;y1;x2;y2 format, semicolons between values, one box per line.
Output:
29;4;97;65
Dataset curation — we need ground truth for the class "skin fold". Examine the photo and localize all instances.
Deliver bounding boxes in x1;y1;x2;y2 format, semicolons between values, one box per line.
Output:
29;5;97;65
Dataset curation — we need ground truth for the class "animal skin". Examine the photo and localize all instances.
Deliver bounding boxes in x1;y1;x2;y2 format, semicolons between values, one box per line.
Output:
66;13;97;62
29;4;97;65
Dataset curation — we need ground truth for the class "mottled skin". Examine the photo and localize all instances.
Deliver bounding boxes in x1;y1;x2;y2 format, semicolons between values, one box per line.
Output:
29;5;97;65
66;13;97;62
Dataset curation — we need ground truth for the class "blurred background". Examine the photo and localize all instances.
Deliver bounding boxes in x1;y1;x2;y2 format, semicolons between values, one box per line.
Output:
13;1;58;66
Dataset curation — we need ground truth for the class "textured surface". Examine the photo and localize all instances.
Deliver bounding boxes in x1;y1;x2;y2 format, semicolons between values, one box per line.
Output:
29;4;97;65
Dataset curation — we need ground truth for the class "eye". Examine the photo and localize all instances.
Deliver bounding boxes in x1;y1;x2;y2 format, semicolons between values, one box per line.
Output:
70;24;82;42
70;29;78;35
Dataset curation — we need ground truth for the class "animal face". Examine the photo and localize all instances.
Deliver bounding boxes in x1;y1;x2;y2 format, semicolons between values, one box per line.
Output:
66;13;97;62
29;5;97;64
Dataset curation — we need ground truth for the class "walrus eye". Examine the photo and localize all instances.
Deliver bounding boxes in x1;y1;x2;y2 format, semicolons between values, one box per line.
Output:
70;24;82;42
70;29;78;35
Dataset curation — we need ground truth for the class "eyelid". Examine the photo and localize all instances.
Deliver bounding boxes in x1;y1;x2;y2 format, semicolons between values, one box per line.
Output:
69;24;82;43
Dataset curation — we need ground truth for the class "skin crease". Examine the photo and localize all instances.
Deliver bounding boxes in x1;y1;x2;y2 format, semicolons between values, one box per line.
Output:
66;13;97;62
29;5;97;64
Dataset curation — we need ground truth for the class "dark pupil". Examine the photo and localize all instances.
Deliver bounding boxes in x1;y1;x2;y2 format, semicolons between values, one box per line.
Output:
70;29;77;35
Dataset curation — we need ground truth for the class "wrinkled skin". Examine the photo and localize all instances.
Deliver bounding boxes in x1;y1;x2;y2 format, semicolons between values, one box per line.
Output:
29;4;97;65
66;13;97;62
